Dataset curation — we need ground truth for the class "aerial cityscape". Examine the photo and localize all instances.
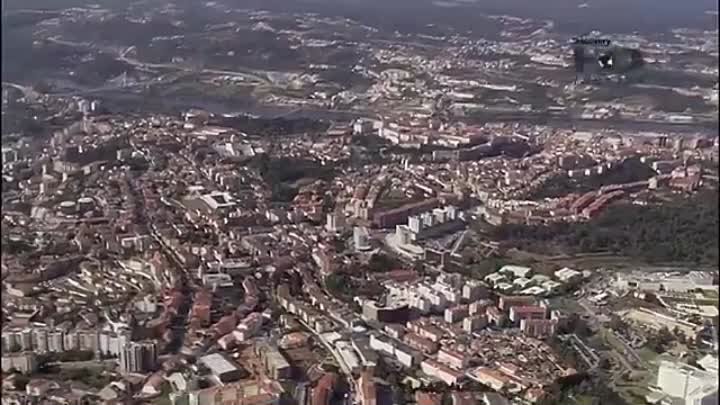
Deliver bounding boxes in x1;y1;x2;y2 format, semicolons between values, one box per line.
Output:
1;0;718;405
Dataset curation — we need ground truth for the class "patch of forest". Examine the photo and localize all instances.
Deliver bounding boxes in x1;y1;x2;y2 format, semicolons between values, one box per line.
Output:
492;190;719;265
249;155;338;202
532;157;657;199
210;116;329;137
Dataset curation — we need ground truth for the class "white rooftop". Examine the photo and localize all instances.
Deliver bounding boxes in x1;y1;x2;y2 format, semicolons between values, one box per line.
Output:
520;286;546;296
498;265;532;278
555;267;582;279
698;355;719;373
200;353;240;376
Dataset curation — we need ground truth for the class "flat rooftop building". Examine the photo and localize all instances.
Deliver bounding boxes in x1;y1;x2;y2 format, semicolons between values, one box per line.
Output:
200;353;245;384
649;359;719;405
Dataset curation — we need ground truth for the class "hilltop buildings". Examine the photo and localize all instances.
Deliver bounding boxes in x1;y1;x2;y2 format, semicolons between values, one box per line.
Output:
647;357;719;405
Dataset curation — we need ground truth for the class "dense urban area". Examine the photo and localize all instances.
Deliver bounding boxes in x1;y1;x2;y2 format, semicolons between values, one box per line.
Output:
1;1;719;405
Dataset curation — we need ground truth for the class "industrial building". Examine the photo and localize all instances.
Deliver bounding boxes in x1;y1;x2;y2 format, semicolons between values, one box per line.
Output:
199;353;246;384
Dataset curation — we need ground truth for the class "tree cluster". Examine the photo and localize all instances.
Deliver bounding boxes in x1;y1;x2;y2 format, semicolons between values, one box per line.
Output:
38;349;95;364
211;116;329;138
52;368;112;389
1;237;35;255
250;155;337;186
325;273;353;299
646;327;676;354
493;190;719;264
325;272;385;303
545;374;630;405
249;155;338;202
365;253;402;273
532;158;657;199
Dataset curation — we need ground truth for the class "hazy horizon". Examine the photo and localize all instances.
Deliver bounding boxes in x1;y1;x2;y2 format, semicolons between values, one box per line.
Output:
3;0;718;35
